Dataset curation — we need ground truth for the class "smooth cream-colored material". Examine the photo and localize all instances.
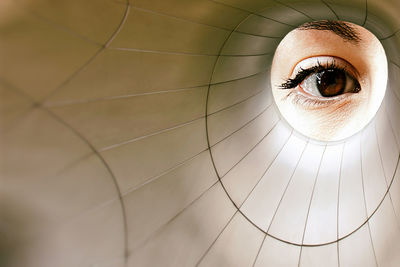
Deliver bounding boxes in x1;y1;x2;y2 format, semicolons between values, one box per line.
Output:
1;0;400;266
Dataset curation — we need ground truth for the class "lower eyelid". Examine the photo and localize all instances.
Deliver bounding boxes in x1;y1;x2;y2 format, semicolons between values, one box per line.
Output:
287;91;348;109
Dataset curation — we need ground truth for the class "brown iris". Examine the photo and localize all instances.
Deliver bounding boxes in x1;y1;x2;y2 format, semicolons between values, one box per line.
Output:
316;69;346;97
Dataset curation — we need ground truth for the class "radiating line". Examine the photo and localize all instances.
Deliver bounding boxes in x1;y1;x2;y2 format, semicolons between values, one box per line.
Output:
100;116;204;151
210;68;270;86
224;152;399;248
44;85;207;108
315;152;400;247
234;127;292;207
207;87;268;116
0;79;38;134
379;29;400;41
202;8;278;249
359;130;379;267
210;0;297;27
125;12;251;262
252;233;267;267
122;148;209;196
216;117;279;179
130;4;286;39
130;180;219;253
44;69;270;108
27;9;103;47
235;29;284;39
336;142;346;267
273;0;315;21
61;195;120;228
321;0;340;20
42;107;130;263
40;47;103;101
267;140;310;235
105;3;131;48
41;2;131;104
98;88;270;152
301;145;327;242
382;101;400;150
214;82;261;111
98;89;269;152
0;104;36;135
389;61;400;103
204;7;256;181
298;145;328;267
128;5;234;32
109;46;273;57
7;7;136;259
374;119;400;230
51;152;94;177
194;210;238;266
209;101;274;147
235;136;400;248
383;95;400;153
362;0;368;27
381;105;400;227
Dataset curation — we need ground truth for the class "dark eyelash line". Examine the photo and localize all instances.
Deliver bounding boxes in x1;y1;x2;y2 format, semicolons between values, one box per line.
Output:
278;60;347;89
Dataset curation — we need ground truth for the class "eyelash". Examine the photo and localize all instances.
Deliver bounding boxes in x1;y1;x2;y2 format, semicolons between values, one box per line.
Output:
278;60;358;108
278;60;347;90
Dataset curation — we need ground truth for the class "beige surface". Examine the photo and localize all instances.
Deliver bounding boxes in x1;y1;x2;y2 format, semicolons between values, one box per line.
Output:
1;0;400;266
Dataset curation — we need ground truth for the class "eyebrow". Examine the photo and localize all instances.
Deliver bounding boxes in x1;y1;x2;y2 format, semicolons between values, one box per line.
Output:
297;20;361;44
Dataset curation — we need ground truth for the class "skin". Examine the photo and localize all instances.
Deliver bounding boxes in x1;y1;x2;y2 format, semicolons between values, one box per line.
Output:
271;21;387;141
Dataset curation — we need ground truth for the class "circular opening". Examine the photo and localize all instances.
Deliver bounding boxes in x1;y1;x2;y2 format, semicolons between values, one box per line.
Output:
271;20;388;141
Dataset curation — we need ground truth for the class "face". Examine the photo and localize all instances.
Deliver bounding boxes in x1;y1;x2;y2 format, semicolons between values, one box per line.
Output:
271;20;387;141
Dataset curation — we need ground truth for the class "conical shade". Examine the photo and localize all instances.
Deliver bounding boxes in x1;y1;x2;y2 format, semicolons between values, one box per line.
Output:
1;0;399;266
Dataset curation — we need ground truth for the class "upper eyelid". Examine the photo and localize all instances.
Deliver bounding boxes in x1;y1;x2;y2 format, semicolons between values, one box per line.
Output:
292;56;358;77
279;63;344;89
279;56;360;89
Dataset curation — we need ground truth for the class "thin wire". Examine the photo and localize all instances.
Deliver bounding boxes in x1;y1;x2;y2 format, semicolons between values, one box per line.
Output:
195;211;238;266
388;61;400;103
273;0;314;21
320;0;340;20
122;149;209;196
251;233;267;267
130;180;219;253
42;107;130;264
359;131;379;267
209;100;274;148
108;46;273;57
41;4;131;103
267;140;310;238
216;116;279;179
127;5;285;39
374;119;400;230
237;128;292;208
298;145;327;267
44;69;270;108
362;0;368;27
336;142;346;267
210;0;296;27
207;87;268;116
379;29;400;41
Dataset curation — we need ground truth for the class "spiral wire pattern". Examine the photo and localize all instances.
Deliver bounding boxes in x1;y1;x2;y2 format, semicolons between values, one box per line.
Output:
0;0;400;266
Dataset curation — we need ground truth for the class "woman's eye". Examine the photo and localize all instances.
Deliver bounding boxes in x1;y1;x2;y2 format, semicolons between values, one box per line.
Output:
270;20;388;142
299;68;361;97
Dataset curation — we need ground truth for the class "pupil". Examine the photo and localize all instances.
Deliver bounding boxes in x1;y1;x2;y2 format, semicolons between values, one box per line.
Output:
316;69;346;97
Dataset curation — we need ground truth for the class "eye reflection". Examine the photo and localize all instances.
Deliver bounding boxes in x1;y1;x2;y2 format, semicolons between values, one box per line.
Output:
270;20;387;141
301;67;360;97
279;56;361;107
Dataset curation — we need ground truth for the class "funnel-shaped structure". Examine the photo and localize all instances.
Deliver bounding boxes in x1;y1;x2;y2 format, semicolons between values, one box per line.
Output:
1;0;400;266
